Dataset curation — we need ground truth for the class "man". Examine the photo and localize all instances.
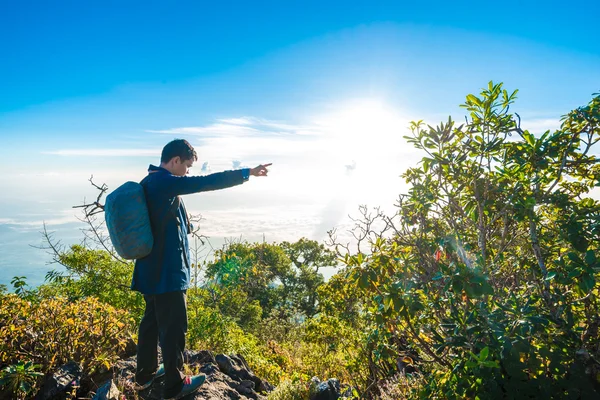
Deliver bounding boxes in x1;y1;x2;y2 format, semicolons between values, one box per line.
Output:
132;139;271;399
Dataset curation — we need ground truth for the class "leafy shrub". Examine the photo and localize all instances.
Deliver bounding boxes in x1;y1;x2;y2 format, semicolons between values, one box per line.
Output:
40;244;144;324
0;294;134;375
186;287;284;383
204;239;336;321
267;378;310;400
0;361;44;400
299;314;369;386
334;83;600;398
374;374;424;400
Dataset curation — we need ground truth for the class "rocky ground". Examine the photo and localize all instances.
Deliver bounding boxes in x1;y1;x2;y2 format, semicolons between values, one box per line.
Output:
34;348;351;400
36;350;273;400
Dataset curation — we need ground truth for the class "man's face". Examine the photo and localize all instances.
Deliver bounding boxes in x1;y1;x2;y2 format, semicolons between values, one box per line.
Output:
174;157;194;176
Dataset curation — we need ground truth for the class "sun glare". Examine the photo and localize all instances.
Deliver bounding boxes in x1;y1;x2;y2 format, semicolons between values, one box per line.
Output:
317;99;406;165
303;99;412;216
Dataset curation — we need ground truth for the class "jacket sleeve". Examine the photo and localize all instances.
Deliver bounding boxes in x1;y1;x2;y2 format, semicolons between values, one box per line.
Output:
159;169;245;197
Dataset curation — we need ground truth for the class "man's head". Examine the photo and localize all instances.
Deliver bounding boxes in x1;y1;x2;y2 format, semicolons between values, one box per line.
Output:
160;139;198;176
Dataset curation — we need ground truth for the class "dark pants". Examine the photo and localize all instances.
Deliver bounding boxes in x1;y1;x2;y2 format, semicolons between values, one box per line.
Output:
136;290;187;398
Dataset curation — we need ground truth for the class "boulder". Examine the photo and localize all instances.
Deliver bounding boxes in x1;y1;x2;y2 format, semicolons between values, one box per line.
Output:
215;353;272;394
309;377;341;400
35;361;82;400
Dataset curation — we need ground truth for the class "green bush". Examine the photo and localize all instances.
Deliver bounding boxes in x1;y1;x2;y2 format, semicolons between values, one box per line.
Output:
267;379;310;400
187;291;285;384
335;83;600;398
40;244;144;324
0;361;44;400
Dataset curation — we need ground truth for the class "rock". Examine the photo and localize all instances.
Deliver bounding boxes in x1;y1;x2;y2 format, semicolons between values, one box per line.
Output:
185;349;217;365
215;354;271;394
215;353;236;375
258;379;275;393
35;361;82;400
89;352;271;400
240;380;255;390
92;379;121;400
309;377;341;400
200;363;220;375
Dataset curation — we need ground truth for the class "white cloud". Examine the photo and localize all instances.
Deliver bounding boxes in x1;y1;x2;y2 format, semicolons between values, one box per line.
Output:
218;117;256;125
147;117;314;139
148;124;261;137
42;149;158;157
0;210;81;231
525;118;561;133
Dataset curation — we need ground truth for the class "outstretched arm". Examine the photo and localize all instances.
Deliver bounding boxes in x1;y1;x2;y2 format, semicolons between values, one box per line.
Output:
159;163;273;197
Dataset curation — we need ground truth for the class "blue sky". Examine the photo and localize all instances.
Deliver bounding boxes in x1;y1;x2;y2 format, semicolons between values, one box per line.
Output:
1;0;599;287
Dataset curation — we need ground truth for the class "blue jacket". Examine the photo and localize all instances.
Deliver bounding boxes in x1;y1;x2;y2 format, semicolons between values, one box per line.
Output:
131;165;248;294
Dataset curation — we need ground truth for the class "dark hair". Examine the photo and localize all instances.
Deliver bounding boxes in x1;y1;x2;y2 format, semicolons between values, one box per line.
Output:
161;139;198;164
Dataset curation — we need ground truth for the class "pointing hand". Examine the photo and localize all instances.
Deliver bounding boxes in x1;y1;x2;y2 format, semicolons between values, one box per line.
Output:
250;163;272;177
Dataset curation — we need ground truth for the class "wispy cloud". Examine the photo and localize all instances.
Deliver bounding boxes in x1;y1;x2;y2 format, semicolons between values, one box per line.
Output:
525;118;561;133
147;117;313;138
148;123;261;137
218;117;256;125
42;149;158;157
0;212;81;230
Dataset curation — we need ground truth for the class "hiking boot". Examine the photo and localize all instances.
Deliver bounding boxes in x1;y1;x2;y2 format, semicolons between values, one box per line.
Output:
165;374;206;399
134;363;166;391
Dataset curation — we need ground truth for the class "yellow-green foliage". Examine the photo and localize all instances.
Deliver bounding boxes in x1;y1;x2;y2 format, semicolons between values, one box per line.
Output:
0;294;134;374
40;244;144;324
186;296;285;384
225;324;285;385
266;379;310;400
187;286;366;387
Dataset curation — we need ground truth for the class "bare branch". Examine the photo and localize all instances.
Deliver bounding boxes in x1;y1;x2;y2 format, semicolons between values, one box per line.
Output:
72;175;108;218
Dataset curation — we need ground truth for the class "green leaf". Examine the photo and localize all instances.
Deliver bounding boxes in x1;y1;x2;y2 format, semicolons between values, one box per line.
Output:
479;346;489;361
568;268;582;280
523;131;535;147
579;274;595;294
526;316;549;326
393;296;405;313
359;272;369;289
585;250;596;266
466;94;480;105
544;271;557;281
567;252;584;266
384;295;394;312
480;281;494;296
481;360;500;368
432;272;444;281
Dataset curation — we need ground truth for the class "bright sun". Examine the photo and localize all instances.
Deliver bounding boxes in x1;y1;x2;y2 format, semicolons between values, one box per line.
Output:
316;99;406;165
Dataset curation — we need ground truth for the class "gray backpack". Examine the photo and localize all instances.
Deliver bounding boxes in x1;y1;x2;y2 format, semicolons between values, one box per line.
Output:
104;181;153;260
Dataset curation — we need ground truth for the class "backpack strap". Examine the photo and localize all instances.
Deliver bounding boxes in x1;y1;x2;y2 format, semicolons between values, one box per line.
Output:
173;198;193;271
153;196;181;282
